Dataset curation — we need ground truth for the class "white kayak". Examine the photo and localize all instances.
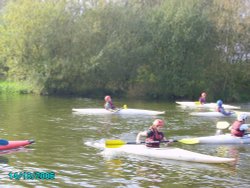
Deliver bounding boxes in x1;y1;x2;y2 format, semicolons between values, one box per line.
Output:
190;111;250;117
190;134;250;144
72;108;165;115
176;101;240;110
85;142;235;164
190;111;236;117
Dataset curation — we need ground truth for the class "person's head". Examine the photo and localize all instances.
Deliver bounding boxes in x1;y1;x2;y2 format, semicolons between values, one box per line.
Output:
201;92;206;98
217;100;223;107
104;95;111;102
237;113;247;122
152;119;165;130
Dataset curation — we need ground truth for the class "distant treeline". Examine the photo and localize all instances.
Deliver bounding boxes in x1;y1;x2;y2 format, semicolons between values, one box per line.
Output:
0;0;250;102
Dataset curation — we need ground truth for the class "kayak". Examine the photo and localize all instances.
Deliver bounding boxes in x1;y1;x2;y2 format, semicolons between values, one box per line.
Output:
190;111;250;117
189;134;250;144
72;108;165;115
190;112;236;117
85;141;235;164
0;140;35;151
176;101;240;110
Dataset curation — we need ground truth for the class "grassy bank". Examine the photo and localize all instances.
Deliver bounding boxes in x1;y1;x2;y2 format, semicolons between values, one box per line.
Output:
0;81;33;94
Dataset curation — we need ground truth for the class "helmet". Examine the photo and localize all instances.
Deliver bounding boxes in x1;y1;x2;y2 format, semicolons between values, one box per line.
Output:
153;119;164;127
104;95;111;102
237;113;247;121
217;100;223;106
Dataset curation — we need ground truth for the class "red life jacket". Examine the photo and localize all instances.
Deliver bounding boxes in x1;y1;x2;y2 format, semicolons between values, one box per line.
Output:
145;128;164;148
231;121;244;137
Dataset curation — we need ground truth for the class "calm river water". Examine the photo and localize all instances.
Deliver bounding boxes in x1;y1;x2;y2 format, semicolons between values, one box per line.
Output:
0;95;250;188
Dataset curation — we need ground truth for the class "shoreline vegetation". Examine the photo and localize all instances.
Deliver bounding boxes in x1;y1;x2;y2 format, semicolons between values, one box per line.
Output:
0;81;33;95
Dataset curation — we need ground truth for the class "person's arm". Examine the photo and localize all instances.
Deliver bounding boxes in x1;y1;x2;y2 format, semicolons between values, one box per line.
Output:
239;124;249;131
162;135;173;146
219;107;232;116
104;102;110;110
136;131;147;143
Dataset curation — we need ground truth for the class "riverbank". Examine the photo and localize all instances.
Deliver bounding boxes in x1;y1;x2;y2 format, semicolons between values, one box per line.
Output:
0;81;33;94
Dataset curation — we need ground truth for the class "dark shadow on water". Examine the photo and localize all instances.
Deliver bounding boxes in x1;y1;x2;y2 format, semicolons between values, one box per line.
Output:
0;148;34;164
0;156;8;164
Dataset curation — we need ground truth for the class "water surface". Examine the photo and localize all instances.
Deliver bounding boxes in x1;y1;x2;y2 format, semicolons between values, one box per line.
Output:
0;95;249;188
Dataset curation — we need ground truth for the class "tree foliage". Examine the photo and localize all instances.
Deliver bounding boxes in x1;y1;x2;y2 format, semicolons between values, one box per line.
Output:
0;0;249;101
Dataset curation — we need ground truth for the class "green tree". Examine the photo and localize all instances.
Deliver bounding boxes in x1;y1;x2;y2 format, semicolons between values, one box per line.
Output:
133;0;219;99
205;0;250;101
0;0;249;101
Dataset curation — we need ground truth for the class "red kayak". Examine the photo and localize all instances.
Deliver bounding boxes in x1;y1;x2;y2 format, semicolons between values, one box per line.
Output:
0;140;35;151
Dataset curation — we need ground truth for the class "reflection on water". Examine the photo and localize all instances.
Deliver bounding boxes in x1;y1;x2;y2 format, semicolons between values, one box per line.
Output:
0;95;250;187
0;156;8;164
0;148;34;157
215;145;240;159
100;152;239;188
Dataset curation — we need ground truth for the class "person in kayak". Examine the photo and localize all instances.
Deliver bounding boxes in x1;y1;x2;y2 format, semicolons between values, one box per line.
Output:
136;119;168;148
104;95;117;112
216;100;233;116
199;92;207;104
230;113;250;137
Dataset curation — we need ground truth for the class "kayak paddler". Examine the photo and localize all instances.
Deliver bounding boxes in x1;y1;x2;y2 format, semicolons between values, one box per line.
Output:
229;113;250;137
104;95;117;112
216;100;233;116
199;92;207;104
136;119;170;148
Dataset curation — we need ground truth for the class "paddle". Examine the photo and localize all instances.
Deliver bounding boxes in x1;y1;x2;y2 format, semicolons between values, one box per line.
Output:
215;121;231;135
0;139;9;145
110;104;128;113
105;138;199;148
216;121;230;129
195;101;201;105
231;110;250;117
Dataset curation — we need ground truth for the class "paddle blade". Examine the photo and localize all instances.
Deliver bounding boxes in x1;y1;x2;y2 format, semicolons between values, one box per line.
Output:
0;139;9;145
195;101;201;105
105;140;126;148
216;121;230;129
178;138;199;144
